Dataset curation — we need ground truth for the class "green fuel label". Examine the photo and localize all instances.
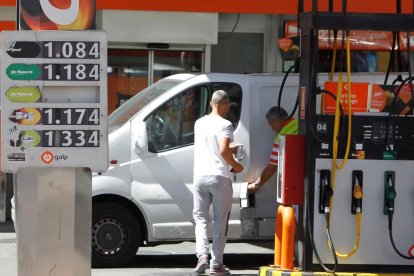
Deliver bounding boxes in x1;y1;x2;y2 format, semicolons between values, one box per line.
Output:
6;86;42;103
6;64;41;80
383;151;397;160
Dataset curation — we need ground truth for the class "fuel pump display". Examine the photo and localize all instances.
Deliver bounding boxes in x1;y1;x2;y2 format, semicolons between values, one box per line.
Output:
314;115;414;159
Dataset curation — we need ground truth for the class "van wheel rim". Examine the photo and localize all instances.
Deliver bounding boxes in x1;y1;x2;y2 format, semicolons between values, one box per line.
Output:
92;217;127;256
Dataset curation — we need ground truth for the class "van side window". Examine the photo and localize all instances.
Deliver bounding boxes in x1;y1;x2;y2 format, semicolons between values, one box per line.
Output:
145;86;209;152
145;83;242;153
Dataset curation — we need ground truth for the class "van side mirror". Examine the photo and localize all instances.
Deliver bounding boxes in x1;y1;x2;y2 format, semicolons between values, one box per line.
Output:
132;121;148;154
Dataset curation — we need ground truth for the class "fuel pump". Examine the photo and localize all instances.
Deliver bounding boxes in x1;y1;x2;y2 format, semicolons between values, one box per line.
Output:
297;3;414;273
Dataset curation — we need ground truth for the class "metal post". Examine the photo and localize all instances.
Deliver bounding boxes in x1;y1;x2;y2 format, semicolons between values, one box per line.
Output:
16;167;91;276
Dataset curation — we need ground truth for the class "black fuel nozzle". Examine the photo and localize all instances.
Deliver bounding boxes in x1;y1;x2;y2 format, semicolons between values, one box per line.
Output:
319;170;333;214
322;176;333;214
384;172;397;215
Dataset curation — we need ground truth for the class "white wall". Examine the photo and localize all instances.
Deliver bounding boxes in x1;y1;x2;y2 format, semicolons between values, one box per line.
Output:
0;6;15;21
97;10;218;45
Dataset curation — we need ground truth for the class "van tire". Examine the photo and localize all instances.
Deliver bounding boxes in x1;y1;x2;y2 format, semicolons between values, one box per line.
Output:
92;202;141;267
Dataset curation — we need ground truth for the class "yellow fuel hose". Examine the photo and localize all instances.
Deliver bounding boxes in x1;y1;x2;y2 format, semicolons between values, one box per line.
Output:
328;34;361;258
329;31;338;82
335;212;361;258
333;34;352;170
325;32;338;114
334;182;362;258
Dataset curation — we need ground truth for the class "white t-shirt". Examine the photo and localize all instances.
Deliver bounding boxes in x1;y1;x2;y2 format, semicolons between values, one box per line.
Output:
193;114;234;178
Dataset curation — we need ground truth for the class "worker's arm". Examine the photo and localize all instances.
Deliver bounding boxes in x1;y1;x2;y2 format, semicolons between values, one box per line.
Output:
220;137;243;173
248;163;277;193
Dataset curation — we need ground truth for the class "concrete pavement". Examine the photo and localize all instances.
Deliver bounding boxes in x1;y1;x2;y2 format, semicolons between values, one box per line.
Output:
0;220;273;276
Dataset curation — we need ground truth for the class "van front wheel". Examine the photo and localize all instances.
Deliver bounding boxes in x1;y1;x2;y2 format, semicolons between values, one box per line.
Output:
92;202;141;267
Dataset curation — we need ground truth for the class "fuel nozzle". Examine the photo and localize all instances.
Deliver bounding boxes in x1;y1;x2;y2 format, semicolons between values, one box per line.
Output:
352;171;363;214
319;170;333;214
384;171;396;215
323;179;334;214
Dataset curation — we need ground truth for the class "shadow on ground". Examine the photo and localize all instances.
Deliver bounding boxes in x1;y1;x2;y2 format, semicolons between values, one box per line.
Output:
127;252;273;271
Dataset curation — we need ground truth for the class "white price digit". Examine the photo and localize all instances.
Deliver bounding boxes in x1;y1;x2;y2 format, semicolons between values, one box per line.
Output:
89;42;99;58
44;108;53;124
62;42;73;58
63;64;72;80
44;130;54;146
44;64;53;80
89;109;99;124
62;131;72;146
75;109;86;124
75;131;86;146
63;109;72;124
76;42;87;58
88;131;99;147
76;64;86;80
89;65;99;80
44;42;53;57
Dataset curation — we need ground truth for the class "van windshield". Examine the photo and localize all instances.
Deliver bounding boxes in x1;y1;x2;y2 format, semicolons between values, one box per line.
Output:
108;79;184;133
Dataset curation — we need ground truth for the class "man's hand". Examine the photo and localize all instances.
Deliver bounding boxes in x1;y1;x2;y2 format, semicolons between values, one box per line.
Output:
247;182;259;194
221;138;244;172
231;162;244;173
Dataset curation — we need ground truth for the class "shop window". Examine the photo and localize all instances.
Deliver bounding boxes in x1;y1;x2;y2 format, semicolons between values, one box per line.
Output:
154;50;202;82
108;49;203;114
108;49;148;114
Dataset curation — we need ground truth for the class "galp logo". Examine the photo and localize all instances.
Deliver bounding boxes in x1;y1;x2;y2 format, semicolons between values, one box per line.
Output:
19;0;95;30
41;151;54;164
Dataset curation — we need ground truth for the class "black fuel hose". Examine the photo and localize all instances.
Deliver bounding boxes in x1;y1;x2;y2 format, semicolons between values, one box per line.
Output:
276;63;299;121
306;174;338;273
388;214;414;259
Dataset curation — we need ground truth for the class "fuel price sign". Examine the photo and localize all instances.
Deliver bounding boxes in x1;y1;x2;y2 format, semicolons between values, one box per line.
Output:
1;30;108;173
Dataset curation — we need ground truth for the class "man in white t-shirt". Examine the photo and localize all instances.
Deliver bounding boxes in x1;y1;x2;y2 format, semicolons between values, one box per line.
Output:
193;90;243;275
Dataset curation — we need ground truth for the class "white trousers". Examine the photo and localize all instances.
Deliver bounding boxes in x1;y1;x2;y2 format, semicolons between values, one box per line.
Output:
193;175;232;268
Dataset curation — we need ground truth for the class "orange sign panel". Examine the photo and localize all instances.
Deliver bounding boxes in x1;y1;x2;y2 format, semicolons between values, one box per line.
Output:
285;21;414;51
323;81;370;114
0;21;15;31
370;84;413;114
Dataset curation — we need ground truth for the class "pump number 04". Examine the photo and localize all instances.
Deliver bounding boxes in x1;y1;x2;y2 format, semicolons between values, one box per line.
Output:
316;121;328;133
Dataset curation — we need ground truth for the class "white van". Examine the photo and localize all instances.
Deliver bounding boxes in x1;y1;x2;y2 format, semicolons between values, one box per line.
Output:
91;73;300;267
